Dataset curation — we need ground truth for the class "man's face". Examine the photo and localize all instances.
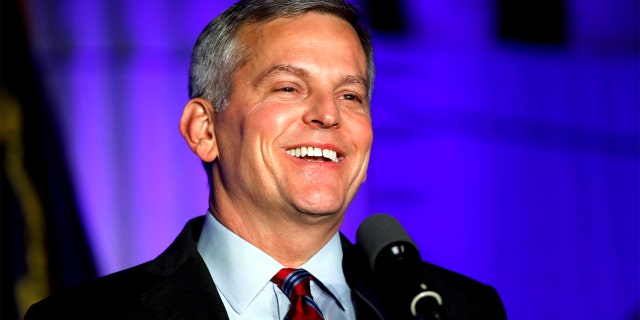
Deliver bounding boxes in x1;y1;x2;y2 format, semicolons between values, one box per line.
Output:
211;12;373;222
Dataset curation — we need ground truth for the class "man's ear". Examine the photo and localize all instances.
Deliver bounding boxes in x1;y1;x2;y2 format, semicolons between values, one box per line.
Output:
179;98;218;162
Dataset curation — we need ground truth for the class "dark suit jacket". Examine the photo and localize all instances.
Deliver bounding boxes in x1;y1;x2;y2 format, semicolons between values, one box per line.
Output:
25;216;506;319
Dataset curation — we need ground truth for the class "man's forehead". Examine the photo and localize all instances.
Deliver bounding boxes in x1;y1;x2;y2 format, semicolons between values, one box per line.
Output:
235;12;364;61
232;11;369;92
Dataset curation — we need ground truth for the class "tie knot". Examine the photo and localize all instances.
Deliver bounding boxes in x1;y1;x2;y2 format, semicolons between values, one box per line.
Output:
271;268;313;299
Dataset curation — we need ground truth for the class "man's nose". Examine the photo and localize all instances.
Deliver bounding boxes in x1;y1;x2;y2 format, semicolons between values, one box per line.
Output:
302;92;341;128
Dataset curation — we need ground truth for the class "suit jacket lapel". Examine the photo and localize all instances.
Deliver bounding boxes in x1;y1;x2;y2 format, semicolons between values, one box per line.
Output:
139;217;229;320
141;255;228;320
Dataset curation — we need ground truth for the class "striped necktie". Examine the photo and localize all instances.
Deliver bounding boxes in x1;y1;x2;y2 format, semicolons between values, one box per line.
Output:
271;268;325;320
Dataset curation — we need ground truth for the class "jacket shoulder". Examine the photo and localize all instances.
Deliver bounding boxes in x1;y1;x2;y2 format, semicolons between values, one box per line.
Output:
420;262;507;320
25;216;212;320
341;235;506;320
24;262;163;320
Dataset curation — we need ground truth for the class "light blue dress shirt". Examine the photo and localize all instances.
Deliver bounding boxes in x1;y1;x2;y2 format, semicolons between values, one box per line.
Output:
197;212;356;320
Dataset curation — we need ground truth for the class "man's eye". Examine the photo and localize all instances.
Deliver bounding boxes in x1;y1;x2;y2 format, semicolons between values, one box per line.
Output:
277;87;296;93
343;94;362;102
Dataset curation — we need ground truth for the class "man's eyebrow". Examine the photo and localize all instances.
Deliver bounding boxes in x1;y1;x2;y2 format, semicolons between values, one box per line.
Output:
254;64;308;85
341;74;369;92
254;64;369;93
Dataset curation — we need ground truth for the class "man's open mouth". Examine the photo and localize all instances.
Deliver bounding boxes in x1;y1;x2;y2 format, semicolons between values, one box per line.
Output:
286;146;339;163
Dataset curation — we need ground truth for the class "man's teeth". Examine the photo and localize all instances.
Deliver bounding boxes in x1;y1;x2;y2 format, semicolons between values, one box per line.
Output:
286;147;338;163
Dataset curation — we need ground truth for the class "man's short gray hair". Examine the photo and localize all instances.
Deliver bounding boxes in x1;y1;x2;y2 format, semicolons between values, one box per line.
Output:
188;0;375;112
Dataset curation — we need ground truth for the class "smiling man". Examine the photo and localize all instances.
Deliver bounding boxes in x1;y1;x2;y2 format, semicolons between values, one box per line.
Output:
25;1;506;319
178;5;374;318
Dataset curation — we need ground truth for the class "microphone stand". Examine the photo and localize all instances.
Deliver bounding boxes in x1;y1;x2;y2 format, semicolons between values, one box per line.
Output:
374;242;448;320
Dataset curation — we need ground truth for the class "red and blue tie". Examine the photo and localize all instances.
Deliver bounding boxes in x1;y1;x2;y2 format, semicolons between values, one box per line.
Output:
272;268;325;320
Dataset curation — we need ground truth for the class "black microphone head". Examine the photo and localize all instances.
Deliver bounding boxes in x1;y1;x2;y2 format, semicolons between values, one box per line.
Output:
356;213;418;271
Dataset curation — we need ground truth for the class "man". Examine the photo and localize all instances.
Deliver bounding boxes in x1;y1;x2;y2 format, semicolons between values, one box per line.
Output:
25;0;507;319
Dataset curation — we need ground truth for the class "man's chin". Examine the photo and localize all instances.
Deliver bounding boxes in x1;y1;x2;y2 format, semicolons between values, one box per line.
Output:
293;203;345;221
298;210;337;218
285;192;349;220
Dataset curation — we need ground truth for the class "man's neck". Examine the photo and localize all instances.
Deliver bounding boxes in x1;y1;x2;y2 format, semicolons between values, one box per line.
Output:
209;202;343;267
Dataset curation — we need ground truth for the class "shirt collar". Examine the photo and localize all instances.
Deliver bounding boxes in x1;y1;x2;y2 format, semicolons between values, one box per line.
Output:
196;211;350;314
197;212;282;314
301;230;351;311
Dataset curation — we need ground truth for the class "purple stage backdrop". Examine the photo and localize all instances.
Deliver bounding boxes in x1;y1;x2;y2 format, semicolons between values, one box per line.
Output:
24;0;638;319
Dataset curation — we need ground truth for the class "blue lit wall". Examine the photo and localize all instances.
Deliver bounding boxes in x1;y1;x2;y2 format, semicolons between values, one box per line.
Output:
25;0;638;319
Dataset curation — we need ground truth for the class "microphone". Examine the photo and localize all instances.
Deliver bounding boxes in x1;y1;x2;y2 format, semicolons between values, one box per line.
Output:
356;213;447;320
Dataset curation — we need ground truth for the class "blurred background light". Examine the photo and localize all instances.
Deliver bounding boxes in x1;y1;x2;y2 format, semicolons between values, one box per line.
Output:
5;0;638;319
